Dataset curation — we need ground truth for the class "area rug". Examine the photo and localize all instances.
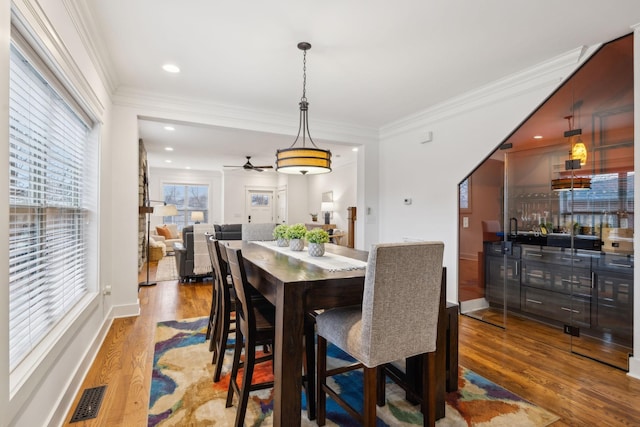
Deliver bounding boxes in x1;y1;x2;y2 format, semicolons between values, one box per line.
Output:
149;318;559;426
155;256;179;282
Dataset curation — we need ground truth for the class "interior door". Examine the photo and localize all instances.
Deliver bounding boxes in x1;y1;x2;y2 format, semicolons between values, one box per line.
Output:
246;189;274;223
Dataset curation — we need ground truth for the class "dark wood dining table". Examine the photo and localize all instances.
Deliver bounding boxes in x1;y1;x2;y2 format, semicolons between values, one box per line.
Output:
221;240;455;426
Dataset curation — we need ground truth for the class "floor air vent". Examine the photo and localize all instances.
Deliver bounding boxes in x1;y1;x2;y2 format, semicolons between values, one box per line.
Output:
70;385;106;423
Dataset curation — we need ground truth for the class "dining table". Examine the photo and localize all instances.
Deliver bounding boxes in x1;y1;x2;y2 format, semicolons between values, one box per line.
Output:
220;240;454;426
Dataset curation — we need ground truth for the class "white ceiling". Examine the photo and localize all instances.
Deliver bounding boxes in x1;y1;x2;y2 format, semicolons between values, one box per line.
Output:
82;0;640;172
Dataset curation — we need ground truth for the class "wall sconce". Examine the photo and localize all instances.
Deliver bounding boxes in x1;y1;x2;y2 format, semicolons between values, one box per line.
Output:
191;211;204;224
321;202;333;224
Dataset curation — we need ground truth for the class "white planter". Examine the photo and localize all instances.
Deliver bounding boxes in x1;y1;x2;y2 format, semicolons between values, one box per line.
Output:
289;238;304;251
308;242;325;257
277;237;289;247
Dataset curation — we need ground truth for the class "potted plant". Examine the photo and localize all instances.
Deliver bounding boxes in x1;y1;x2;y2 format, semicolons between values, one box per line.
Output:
305;228;330;257
309;213;318;222
285;223;307;251
273;224;290;247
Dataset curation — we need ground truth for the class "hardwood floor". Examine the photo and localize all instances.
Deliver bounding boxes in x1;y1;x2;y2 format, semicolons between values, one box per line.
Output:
63;261;640;426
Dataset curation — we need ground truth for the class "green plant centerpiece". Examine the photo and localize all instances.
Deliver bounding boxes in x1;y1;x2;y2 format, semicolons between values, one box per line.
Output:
285;223;307;251
273;224;290;247
306;227;329;257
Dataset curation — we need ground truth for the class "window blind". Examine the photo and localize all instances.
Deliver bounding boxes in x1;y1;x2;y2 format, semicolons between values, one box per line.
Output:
8;44;93;371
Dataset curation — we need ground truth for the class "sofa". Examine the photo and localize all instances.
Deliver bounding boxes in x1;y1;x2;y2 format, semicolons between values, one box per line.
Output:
175;225;214;282
175;223;277;282
213;223;277;241
151;223;183;253
214;223;242;240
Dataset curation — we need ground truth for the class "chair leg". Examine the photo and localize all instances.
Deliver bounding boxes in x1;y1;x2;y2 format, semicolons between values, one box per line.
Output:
421;351;436;427
213;312;231;382
209;291;220;352
206;286;217;340
376;365;386;407
236;344;255;427
304;316;316;420
226;329;243;408
363;366;377;427
316;335;327;426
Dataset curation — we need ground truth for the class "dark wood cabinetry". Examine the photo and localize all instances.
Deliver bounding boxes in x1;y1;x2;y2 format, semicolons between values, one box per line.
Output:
484;242;520;309
484;242;633;346
593;254;634;346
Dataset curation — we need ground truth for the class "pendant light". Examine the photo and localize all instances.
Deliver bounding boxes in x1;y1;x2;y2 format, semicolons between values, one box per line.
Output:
276;42;332;175
551;114;591;191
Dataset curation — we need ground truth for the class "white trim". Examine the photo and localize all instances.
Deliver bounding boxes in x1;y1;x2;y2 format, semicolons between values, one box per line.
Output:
11;0;105;119
117;88;379;145
380;45;596;141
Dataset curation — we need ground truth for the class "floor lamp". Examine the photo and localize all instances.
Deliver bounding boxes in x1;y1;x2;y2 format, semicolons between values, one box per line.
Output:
139;201;178;287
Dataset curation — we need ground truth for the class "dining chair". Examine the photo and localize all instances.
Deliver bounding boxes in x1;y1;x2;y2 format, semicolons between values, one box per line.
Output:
204;233;217;342
316;241;444;427
224;246;318;423
208;237;238;382
224;246;277;427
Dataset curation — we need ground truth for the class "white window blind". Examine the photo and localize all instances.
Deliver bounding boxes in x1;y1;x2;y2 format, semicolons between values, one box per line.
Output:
8;43;93;371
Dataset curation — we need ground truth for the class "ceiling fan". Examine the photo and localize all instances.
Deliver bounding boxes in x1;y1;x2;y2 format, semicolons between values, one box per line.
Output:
223;156;274;172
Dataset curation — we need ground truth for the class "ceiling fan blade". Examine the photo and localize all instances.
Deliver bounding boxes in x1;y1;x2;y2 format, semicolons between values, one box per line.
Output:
253;165;273;169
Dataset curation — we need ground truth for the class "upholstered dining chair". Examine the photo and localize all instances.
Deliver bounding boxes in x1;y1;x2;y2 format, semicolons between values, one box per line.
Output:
316;241;444;427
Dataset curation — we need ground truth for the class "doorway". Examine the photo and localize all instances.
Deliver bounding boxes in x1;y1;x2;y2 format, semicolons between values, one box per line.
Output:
246;188;275;223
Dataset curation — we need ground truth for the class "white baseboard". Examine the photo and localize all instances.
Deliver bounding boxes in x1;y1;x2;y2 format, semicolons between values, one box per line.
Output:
628;356;640;379
112;300;141;318
459;298;489;314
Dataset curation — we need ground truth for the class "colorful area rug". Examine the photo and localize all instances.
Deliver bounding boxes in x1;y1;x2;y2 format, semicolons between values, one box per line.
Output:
155;256;179;282
149;318;559;426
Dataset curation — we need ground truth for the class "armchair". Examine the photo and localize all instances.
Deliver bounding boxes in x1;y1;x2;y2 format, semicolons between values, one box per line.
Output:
151;223;183;253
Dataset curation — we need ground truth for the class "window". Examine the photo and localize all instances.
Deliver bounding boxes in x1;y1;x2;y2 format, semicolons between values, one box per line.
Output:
8;43;96;371
162;183;209;229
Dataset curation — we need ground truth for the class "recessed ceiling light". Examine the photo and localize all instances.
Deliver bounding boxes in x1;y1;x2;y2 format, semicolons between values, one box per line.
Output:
165;147;174;151
185;166;191;170
533;135;543;139
164;126;175;131
162;64;180;73
165;160;172;163
352;147;359;152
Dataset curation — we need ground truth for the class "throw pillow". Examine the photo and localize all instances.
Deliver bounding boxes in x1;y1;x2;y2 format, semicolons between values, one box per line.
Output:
156;225;172;239
165;223;180;239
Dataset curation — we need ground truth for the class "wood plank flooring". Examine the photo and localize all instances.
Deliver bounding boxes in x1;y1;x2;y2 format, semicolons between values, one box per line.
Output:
63;260;640;426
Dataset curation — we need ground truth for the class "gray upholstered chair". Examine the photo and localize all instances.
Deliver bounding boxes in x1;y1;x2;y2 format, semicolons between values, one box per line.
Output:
316;241;444;427
241;223;276;241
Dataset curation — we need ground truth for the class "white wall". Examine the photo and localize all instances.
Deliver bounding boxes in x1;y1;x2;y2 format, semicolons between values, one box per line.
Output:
307;161;357;232
377;46;597;304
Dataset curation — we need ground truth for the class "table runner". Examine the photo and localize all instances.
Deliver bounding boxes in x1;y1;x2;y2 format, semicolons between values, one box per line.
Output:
252;241;368;272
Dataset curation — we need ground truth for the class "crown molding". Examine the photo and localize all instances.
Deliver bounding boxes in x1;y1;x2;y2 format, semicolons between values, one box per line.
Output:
379;45;596;141
62;0;118;96
115;87;379;145
11;0;105;119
